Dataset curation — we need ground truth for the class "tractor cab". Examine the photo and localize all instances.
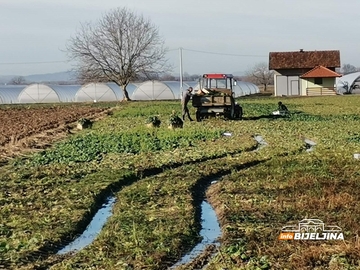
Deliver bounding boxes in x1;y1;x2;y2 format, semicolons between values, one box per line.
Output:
192;73;242;121
198;73;236;96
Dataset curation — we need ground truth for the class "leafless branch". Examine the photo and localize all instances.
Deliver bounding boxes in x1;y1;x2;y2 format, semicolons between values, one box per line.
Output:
244;62;274;91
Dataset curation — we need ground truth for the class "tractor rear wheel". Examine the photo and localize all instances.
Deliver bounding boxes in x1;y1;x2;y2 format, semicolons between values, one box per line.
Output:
196;109;201;122
235;105;243;119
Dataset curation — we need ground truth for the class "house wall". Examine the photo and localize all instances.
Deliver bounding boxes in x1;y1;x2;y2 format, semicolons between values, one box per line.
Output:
273;69;308;96
322;78;336;88
300;79;307;95
274;67;338;96
274;74;301;96
273;72;278;96
301;78;336;89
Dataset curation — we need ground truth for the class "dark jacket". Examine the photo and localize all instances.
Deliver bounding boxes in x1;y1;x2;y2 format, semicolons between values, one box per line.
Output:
278;103;289;111
181;90;192;106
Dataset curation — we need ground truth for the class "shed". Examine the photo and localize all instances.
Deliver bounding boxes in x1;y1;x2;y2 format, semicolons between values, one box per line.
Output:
300;66;341;96
269;50;341;96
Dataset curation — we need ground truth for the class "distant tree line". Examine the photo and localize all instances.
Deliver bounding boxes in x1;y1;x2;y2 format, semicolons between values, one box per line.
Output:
337;64;360;75
8;76;27;85
6;77;82;85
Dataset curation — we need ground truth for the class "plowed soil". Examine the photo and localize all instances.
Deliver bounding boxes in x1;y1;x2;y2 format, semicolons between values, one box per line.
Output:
0;104;111;160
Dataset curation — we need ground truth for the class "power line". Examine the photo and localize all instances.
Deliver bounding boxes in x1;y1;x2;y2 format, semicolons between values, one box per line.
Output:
183;48;267;57
0;60;68;65
0;48;267;66
168;47;267;58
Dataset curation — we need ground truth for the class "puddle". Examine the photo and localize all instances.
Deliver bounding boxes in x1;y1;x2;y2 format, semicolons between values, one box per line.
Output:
170;200;221;269
252;134;268;152
57;196;116;255
56;179;222;267
222;132;232;137
300;136;316;152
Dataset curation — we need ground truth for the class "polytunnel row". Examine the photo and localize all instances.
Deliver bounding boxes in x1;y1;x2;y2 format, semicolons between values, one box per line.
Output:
0;80;260;104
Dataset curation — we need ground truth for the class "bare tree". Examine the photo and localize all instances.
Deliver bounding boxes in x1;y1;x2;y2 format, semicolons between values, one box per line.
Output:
341;64;359;75
8;76;26;85
245;62;274;91
66;7;169;101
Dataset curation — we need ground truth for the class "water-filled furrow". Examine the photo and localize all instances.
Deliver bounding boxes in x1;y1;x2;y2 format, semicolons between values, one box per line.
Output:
57;196;116;255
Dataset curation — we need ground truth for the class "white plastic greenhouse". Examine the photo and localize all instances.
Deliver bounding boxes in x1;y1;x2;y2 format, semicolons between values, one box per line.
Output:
76;83;121;102
0;85;26;104
18;84;80;103
0;80;260;104
50;85;80;102
131;80;175;100
76;82;138;102
336;72;360;94
236;81;260;96
130;81;198;100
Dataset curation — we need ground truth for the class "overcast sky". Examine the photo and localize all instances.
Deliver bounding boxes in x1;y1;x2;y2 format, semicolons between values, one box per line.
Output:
0;0;358;76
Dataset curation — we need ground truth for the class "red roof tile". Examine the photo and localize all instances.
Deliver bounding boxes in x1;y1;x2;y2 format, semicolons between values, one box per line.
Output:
269;50;340;70
300;65;342;78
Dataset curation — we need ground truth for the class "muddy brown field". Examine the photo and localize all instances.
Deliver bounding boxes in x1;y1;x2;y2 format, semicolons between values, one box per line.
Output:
0;104;112;161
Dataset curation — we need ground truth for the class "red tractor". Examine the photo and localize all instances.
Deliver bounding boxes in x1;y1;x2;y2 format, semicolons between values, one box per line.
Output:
192;73;242;121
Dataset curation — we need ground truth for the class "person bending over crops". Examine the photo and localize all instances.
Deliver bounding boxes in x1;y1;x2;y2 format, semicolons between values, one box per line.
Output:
181;87;194;121
272;101;290;116
278;101;289;113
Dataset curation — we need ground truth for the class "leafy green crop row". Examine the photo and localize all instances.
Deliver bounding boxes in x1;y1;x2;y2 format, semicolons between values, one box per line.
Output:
25;127;223;165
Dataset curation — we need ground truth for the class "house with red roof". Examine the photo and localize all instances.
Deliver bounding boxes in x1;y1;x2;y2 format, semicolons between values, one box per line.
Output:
269;49;342;96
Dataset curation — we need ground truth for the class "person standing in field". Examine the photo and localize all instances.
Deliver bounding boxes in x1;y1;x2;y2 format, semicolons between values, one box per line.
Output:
181;87;194;121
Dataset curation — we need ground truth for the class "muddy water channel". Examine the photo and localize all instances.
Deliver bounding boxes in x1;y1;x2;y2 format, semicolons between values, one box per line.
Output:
57;197;116;255
57;181;223;268
170;199;221;269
